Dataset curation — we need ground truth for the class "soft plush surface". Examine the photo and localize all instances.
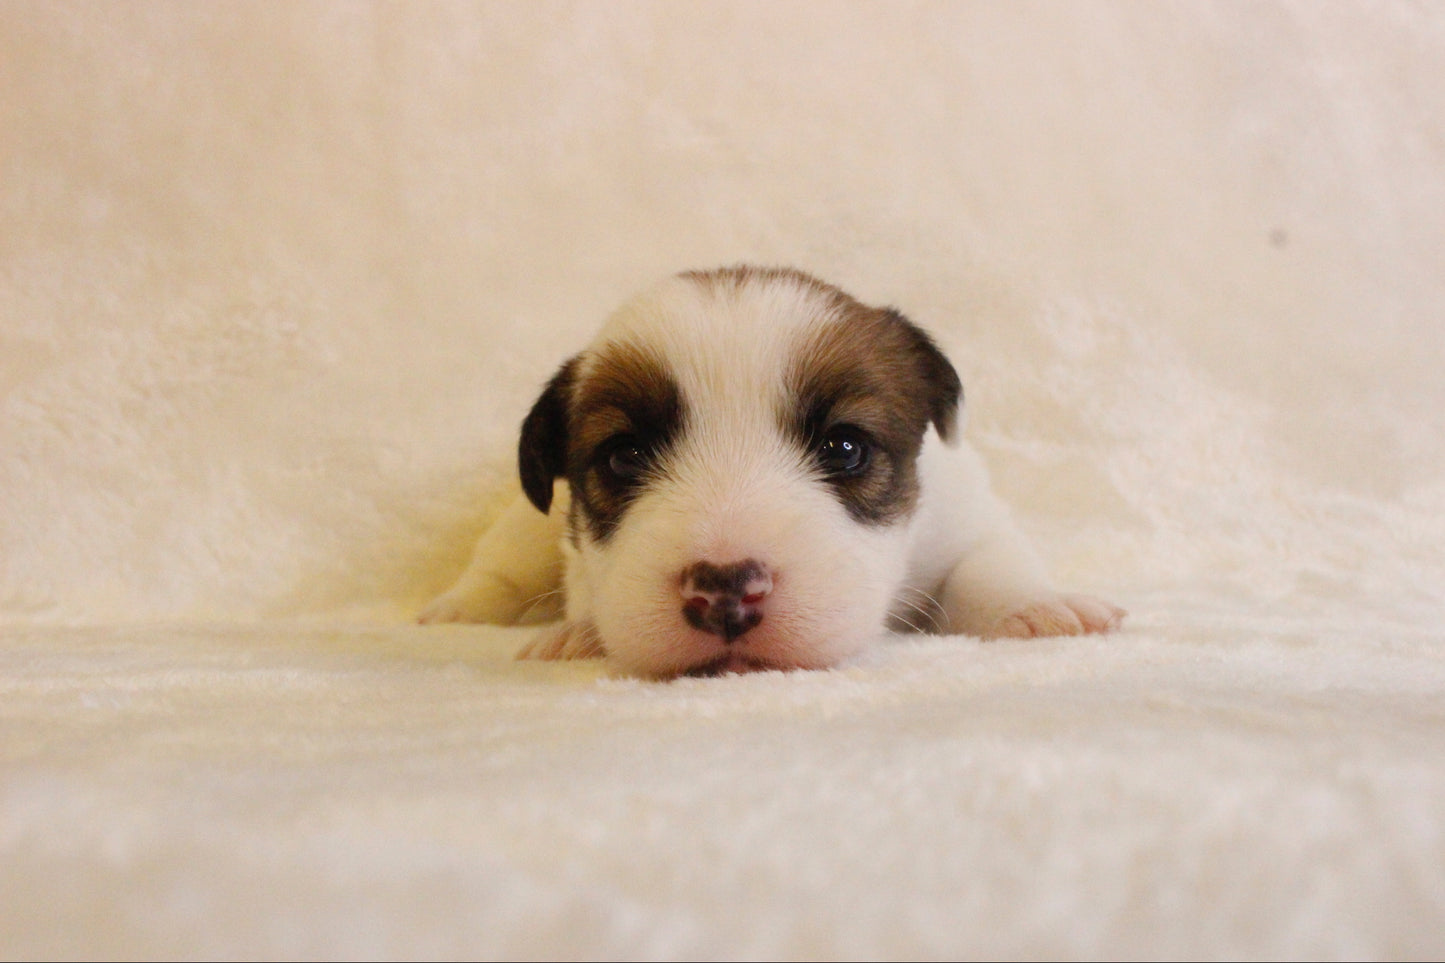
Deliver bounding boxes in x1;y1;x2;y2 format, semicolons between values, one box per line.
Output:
3;2;1443;959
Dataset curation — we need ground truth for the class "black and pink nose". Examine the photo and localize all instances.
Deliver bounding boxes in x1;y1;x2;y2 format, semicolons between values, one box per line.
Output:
679;559;773;642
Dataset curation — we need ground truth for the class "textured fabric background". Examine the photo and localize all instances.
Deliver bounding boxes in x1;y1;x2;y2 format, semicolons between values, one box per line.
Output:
3;2;1443;958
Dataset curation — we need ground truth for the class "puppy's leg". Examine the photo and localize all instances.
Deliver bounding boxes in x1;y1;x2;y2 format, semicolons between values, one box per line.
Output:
418;486;565;625
936;524;1125;639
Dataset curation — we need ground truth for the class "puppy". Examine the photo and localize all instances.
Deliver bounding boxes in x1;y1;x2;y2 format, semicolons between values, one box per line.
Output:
421;266;1124;677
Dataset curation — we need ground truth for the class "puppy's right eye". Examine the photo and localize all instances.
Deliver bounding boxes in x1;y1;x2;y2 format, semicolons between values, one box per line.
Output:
816;426;872;478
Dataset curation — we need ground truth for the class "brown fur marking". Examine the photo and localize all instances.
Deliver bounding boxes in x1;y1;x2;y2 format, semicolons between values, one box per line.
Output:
565;341;684;542
785;296;961;525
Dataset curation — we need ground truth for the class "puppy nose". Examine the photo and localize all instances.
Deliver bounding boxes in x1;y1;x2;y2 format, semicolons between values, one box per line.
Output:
679;559;773;642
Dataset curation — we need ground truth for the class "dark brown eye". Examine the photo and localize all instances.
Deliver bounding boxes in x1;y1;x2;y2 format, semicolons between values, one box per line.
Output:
817;426;871;477
602;437;650;481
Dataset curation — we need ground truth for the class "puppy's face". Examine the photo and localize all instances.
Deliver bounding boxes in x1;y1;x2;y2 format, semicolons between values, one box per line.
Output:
520;267;960;678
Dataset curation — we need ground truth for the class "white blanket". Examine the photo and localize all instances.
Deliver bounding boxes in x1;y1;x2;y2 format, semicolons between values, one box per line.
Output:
4;2;1443;957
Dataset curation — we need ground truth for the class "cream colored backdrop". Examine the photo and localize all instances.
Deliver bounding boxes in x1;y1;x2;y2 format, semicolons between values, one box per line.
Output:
4;1;1441;626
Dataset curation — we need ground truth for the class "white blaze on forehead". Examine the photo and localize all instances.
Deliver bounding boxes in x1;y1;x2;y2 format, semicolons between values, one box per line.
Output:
584;270;842;425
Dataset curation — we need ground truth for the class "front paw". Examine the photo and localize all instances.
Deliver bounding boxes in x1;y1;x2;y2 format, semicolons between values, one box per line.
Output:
516;621;605;661
987;594;1126;639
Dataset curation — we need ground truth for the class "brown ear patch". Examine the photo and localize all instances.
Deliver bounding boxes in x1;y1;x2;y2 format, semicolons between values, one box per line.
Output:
564;340;684;543
786;299;962;526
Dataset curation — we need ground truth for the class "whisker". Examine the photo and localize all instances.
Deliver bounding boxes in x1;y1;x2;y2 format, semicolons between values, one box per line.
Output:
891;587;946;634
518;587;565;623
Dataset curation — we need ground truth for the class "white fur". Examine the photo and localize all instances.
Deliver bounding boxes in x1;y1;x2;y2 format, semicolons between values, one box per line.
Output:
421;271;1124;677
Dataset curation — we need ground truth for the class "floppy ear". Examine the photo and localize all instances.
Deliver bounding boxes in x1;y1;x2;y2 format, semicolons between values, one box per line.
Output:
887;310;963;443
518;357;579;513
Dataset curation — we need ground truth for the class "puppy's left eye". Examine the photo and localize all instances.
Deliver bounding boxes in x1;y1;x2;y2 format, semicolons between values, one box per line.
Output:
602;437;650;481
816;426;871;478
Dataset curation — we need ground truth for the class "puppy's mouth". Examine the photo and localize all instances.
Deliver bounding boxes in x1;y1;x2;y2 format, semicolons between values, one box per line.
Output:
680;651;787;678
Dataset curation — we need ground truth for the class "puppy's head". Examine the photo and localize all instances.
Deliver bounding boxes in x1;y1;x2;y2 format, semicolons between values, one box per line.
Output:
519;267;960;678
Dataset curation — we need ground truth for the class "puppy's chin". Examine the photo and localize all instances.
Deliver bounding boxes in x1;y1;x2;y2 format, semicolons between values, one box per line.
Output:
681;652;793;678
605;617;880;680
